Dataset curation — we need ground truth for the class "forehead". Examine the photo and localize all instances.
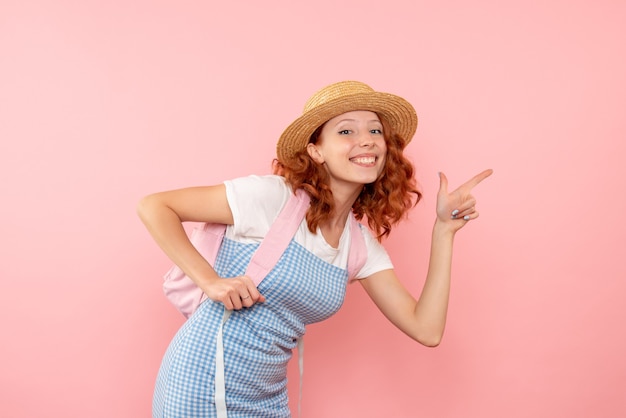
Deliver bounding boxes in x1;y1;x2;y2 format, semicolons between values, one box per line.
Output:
325;110;380;126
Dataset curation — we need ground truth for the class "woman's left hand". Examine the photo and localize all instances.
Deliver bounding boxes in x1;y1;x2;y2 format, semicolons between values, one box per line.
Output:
436;169;493;232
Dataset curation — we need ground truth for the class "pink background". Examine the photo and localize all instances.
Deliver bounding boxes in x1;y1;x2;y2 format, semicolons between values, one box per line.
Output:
1;1;625;417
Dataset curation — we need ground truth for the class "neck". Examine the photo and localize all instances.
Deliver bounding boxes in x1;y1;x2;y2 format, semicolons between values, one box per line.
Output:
325;184;362;230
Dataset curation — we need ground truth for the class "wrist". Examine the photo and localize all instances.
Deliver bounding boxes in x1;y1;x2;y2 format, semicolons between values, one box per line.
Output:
432;218;457;239
186;266;221;288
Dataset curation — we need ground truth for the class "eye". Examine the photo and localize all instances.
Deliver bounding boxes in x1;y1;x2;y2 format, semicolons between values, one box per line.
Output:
338;129;351;135
370;128;383;135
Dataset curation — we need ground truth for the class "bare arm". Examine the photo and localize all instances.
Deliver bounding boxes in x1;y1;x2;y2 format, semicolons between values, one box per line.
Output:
136;185;265;310
360;169;492;347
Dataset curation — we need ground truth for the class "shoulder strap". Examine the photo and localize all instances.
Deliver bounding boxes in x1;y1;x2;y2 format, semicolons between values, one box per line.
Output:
347;215;367;281
244;189;310;285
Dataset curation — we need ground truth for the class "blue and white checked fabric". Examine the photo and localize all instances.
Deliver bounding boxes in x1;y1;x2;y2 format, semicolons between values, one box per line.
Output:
153;236;349;417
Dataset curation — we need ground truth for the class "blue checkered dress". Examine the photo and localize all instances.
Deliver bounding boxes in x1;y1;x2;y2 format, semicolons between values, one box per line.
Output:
153;235;349;417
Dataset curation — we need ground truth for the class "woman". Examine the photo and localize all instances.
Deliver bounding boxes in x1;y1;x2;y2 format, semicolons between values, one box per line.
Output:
138;80;492;417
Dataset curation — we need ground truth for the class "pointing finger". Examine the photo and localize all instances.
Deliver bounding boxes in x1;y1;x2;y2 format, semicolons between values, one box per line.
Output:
463;169;493;190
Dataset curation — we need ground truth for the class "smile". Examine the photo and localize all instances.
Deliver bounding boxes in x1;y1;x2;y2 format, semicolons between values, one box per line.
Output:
350;156;377;165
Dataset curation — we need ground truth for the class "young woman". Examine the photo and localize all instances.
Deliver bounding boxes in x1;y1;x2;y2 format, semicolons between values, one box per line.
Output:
138;80;492;417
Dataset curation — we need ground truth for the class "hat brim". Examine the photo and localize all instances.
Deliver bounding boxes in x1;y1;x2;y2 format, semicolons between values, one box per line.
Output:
277;91;417;163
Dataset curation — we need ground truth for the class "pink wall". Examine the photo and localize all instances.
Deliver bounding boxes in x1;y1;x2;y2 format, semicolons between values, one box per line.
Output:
1;1;625;417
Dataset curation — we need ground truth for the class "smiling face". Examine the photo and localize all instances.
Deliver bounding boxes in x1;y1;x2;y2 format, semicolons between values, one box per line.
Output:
306;110;387;195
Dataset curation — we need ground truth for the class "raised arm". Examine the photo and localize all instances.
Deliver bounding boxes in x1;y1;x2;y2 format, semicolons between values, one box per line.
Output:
137;185;265;310
359;169;493;347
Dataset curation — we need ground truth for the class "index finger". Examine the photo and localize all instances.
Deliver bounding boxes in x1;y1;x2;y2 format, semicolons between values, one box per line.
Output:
463;169;493;189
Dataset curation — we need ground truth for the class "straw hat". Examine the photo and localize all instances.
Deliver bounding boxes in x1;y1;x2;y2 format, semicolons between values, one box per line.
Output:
276;81;417;163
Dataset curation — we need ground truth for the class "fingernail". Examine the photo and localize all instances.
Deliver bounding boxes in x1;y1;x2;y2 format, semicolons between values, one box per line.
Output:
463;215;470;221
451;209;459;216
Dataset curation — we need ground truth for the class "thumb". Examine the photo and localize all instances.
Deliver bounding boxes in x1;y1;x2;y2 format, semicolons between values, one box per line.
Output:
438;171;448;195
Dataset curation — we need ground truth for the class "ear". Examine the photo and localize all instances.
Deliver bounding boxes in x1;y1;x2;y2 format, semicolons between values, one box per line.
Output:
306;143;325;164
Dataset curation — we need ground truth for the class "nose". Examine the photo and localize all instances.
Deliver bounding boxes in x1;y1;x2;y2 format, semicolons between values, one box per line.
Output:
358;132;375;147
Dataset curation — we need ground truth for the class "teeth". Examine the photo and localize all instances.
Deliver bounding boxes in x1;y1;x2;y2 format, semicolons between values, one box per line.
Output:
351;157;375;164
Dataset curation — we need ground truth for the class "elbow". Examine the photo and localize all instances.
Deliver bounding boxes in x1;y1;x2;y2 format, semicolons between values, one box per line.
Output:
420;336;442;348
407;316;446;347
412;329;444;348
136;196;149;221
418;335;442;348
136;194;158;223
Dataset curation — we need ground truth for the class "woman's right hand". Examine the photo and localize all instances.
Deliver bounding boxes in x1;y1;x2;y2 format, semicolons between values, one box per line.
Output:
201;275;266;310
139;184;267;310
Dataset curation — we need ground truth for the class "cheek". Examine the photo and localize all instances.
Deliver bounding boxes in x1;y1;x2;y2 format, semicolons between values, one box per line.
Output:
325;139;352;159
378;140;388;159
379;155;387;172
379;138;388;152
378;144;388;171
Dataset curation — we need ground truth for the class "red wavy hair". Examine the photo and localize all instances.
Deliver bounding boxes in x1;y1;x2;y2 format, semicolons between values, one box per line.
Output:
273;113;421;240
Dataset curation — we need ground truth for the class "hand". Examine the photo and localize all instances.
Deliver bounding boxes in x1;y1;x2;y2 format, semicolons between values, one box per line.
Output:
201;275;266;310
436;169;493;232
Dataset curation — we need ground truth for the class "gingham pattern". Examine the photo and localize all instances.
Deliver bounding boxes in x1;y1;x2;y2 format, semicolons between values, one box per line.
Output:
153;236;348;417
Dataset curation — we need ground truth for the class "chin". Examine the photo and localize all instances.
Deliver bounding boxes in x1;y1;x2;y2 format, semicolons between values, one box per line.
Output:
358;174;380;185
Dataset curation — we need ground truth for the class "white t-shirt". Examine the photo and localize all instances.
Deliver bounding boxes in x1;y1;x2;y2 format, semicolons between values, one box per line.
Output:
223;175;393;279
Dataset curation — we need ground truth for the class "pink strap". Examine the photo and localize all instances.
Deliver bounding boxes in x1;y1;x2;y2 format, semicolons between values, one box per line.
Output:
245;189;311;285
347;215;367;280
